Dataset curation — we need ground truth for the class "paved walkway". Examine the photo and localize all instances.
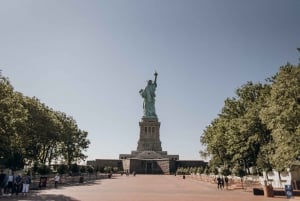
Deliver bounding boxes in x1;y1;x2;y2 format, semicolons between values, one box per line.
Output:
0;175;291;201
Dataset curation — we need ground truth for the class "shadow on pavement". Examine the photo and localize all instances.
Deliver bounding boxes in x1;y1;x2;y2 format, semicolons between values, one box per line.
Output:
34;193;80;201
0;193;80;201
0;177;122;201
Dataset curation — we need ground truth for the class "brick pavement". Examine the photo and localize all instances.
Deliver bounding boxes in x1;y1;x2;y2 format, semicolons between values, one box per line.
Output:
0;174;292;201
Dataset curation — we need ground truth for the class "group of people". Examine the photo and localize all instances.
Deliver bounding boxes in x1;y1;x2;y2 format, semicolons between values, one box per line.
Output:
0;170;31;196
216;176;229;190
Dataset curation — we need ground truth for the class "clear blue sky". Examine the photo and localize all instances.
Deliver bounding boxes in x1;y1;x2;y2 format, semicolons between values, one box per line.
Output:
1;0;299;161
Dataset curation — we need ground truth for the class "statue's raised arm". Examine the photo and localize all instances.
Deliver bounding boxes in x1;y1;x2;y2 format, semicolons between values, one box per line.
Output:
154;71;158;86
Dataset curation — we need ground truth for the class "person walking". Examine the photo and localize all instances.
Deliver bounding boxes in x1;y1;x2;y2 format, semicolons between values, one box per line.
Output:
54;174;60;188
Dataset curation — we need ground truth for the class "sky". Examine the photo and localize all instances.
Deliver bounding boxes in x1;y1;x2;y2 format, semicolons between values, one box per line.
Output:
0;0;299;162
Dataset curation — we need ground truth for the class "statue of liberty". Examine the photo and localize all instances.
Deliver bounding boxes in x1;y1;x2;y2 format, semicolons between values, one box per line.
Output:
139;72;158;118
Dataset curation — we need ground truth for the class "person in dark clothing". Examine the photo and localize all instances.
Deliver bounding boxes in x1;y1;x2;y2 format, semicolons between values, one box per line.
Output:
14;174;22;195
220;177;224;189
0;170;6;196
216;176;222;189
4;172;14;195
224;176;229;189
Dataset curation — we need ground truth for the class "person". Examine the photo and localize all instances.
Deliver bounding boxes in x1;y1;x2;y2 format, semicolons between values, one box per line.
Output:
216;176;221;189
139;72;158;118
54;174;60;188
14;174;22;195
2;172;9;195
22;173;31;196
4;171;14;195
224;176;229;190
0;170;6;196
220;177;224;189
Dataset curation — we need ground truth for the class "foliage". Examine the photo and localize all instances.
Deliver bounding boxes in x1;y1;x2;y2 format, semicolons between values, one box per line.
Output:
87;166;94;174
80;166;87;173
113;167;119;173
70;163;80;174
37;165;51;175
0;72;90;170
57;164;68;175
201;82;272;173
201;63;300;173
0;75;27;170
103;166;112;173
232;164;246;178
211;167;219;175
55;112;90;167
221;167;231;176
260;64;300;170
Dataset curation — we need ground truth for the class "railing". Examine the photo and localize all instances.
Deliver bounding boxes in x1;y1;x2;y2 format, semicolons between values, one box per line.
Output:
30;173;111;190
187;173;262;191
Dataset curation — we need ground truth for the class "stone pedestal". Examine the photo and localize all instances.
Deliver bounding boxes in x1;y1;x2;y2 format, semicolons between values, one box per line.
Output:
137;117;162;152
119;117;179;174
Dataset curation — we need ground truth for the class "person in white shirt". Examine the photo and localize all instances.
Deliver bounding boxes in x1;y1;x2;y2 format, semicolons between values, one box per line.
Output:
54;174;60;188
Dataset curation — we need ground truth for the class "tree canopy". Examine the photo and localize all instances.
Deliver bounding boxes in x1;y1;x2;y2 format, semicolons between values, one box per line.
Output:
201;63;300;173
0;72;90;170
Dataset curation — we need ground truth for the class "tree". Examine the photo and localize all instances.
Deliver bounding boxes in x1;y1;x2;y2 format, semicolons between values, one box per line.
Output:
226;82;272;171
57;113;90;167
0;72;90;170
87;166;94;174
103;166;112;173
21;97;62;166
201;118;232;170
0;75;27;170
201;82;272;173
57;164;68;175
260;63;300;170
70;163;80;175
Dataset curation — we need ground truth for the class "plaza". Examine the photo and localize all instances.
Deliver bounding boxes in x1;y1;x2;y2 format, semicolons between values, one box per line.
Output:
0;174;293;201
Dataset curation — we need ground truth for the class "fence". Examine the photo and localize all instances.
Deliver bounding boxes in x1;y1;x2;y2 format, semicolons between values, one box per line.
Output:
30;173;110;190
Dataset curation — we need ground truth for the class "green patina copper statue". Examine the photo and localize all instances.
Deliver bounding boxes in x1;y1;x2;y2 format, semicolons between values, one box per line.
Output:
139;72;158;118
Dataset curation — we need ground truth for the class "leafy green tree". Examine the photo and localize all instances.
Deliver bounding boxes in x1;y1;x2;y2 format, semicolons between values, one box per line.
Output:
57;113;90;168
227;82;272;171
201;82;272;173
201;118;232;169
70;163;80;174
0;72;90;170
113;167;118;173
37;165;51;175
80;166;87;173
211;167;219;175
104;166;112;173
260;64;300;170
57;164;68;175
21;97;62;166
204;166;209;175
87;166;94;174
221;167;231;176
0;75;27;170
